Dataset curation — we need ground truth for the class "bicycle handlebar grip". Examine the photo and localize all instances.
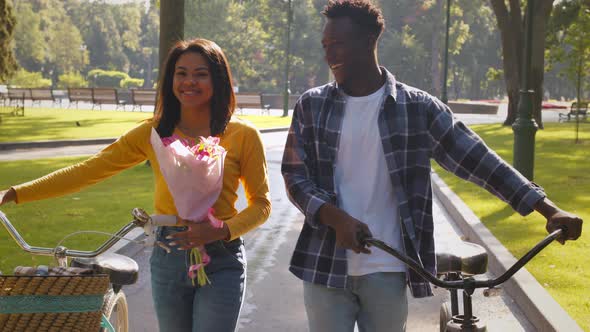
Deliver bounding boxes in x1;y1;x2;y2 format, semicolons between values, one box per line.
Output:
132;207;151;226
356;228;372;247
549;224;567;241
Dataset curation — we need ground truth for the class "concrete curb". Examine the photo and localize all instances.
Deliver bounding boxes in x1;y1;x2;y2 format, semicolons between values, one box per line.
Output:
431;172;582;332
0;127;290;151
0;138;117;150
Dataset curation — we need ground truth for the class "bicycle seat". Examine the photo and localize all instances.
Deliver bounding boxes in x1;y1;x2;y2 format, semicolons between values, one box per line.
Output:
436;240;488;276
71;253;138;286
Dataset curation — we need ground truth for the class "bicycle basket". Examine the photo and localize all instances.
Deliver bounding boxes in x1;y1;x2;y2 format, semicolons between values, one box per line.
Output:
0;275;109;332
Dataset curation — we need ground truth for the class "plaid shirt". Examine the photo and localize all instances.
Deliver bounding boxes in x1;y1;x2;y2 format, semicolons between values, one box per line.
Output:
281;68;545;298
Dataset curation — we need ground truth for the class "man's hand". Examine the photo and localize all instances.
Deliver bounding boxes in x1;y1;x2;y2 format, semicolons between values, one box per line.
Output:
545;210;583;245
535;198;583;245
0;188;16;206
318;203;372;254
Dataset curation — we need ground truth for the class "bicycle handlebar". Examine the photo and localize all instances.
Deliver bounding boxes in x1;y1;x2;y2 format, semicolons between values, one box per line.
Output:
361;228;564;290
0;209;149;259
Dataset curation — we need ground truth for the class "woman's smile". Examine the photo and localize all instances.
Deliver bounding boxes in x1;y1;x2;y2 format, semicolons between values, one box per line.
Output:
173;52;214;109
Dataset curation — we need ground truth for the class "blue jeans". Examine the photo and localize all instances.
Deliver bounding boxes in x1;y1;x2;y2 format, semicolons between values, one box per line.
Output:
303;272;408;332
150;226;246;332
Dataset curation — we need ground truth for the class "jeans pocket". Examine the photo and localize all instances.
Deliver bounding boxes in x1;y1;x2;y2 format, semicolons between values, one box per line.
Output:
205;239;245;271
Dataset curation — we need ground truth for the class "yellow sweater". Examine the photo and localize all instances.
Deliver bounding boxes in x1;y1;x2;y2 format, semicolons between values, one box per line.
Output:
13;118;271;240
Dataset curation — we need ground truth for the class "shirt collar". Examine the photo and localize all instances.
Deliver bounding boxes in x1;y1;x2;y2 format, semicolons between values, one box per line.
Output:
329;66;398;102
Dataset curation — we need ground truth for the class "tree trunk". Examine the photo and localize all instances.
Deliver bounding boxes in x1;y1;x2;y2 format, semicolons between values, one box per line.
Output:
159;0;184;81
490;0;553;127
530;1;553;129
490;0;522;126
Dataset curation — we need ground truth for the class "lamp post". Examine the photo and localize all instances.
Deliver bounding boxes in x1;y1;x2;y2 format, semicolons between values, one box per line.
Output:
512;0;537;180
441;0;451;105
79;44;87;71
282;0;292;117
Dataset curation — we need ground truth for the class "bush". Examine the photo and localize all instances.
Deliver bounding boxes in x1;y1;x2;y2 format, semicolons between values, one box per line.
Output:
87;69;130;88
7;69;51;88
57;72;88;89
120;77;144;89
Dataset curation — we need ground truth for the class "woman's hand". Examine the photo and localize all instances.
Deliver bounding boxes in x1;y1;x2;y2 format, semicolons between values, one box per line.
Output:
0;188;16;206
166;219;230;250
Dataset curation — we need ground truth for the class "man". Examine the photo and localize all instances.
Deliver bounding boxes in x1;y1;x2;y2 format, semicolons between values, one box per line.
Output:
281;1;583;331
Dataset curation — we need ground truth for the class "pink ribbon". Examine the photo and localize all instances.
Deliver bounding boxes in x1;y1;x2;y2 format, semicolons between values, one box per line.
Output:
187;209;223;280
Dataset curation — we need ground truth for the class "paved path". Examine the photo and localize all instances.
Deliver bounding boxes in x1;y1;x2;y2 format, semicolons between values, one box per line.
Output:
111;136;534;331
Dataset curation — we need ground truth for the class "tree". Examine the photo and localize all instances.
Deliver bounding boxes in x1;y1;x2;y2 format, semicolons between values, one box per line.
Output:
139;2;159;88
548;1;590;143
112;3;144;78
72;1;128;73
430;0;444;97
34;0;88;84
0;0;18;82
489;0;553;128
13;2;45;72
378;0;472;96
448;0;501;100
290;0;324;92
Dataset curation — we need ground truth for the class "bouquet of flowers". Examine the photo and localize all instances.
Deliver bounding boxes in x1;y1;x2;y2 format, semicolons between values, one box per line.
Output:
150;128;227;286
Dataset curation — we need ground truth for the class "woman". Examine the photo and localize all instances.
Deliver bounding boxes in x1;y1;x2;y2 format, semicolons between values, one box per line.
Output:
0;38;271;331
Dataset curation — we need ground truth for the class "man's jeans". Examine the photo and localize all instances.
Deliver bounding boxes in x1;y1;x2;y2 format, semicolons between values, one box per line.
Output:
303;272;408;332
150;226;246;332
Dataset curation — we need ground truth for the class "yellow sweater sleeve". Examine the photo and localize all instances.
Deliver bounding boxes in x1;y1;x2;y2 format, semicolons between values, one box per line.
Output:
13;122;150;204
222;122;271;240
12;118;270;241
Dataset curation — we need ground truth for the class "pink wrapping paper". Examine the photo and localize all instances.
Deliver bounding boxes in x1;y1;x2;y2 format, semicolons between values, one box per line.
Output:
149;128;226;222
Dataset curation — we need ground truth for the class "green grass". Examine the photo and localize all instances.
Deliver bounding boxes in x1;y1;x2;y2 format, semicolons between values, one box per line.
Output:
0;107;292;142
433;122;590;330
0;157;154;272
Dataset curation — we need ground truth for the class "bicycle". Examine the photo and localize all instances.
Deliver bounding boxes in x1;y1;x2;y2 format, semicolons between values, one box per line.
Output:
358;227;565;332
0;208;161;332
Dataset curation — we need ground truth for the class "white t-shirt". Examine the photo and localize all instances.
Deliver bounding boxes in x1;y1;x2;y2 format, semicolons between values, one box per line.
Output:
335;84;406;276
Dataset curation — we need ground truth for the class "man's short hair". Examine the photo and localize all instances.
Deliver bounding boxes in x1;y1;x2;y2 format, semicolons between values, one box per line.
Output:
322;0;385;38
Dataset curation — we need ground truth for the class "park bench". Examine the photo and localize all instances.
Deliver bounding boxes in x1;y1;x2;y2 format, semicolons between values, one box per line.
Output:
235;93;270;115
558;101;588;122
93;88;125;110
0;90;25;123
7;88;32;107
30;88;61;106
260;93;300;113
130;88;157;111
68;87;94;109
